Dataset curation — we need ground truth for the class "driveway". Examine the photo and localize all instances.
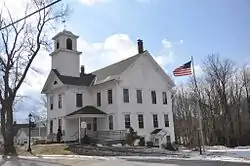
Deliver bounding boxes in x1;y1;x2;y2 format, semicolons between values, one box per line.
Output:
0;156;249;166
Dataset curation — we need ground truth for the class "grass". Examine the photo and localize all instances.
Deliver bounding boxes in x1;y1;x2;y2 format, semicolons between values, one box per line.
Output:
15;144;74;156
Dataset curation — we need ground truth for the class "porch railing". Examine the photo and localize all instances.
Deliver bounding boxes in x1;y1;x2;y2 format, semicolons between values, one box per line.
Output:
70;130;126;143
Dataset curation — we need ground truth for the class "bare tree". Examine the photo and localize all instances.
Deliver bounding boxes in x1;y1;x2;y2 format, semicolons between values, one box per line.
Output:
0;0;67;155
242;65;250;117
173;54;250;147
30;95;47;127
202;54;235;146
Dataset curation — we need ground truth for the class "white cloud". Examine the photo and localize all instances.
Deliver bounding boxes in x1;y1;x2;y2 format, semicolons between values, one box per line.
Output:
162;39;172;48
80;34;137;72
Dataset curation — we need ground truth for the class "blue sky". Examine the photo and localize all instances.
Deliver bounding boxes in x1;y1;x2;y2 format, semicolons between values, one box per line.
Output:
11;0;250;122
67;0;250;68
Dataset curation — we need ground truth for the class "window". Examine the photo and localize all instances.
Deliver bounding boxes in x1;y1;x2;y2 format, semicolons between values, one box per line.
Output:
97;92;101;106
58;119;62;128
87;123;91;130
123;89;129;103
93;118;97;131
162;92;168;104
108;115;113;130
138;114;144;129
164;114;169;127
155;138;159;145
166;136;171;143
153;114;158;128
107;90;113;104
76;93;83;107
124;114;131;129
56;40;59;49
50;96;54;110
58;94;62;109
136;90;142;103
66;38;72;50
50;120;53;134
151;91;157;104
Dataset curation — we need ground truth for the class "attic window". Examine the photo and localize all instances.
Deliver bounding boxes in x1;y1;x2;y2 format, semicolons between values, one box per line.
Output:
66;38;72;50
53;81;57;85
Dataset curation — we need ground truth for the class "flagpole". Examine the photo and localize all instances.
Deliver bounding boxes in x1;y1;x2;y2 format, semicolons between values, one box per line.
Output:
191;56;205;153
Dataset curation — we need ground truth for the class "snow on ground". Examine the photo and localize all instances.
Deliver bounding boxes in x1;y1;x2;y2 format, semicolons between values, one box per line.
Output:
118;155;250;163
204;145;250;158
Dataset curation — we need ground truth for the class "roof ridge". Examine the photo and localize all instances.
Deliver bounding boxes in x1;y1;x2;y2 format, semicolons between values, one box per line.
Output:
91;52;143;74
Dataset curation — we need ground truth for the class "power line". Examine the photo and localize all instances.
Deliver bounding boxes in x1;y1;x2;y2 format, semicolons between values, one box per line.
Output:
0;0;62;31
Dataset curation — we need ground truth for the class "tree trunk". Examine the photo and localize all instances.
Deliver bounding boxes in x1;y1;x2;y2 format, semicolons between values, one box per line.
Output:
1;102;17;155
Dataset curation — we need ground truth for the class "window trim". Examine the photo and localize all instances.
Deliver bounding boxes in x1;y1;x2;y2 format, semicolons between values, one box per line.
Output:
123;88;129;103
107;89;113;104
138;114;144;129
124;114;131;129
136;89;143;104
97;92;101;106
76;93;83;107
66;38;73;50
108;115;114;130
58;94;62;109
164;114;169;127
151;91;157;104
153;114;158;128
50;96;54;110
162;92;168;105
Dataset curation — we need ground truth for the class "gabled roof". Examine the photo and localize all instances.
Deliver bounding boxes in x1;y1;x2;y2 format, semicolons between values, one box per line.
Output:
13;123;29;137
151;129;162;134
66;106;106;116
91;52;142;84
42;50;174;88
52;69;96;86
16;127;47;138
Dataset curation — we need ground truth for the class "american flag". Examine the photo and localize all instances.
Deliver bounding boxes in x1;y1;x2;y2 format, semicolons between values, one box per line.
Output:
173;60;192;76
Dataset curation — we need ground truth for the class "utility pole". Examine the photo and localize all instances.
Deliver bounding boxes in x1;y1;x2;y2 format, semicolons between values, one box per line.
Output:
27;113;32;152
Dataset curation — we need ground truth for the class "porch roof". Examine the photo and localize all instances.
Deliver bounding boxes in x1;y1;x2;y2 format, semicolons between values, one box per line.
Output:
66;106;106;117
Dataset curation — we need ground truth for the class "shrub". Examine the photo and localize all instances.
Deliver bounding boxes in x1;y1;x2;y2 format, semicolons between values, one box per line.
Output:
57;127;62;143
81;135;90;145
35;140;46;145
163;142;178;151
138;137;145;146
146;141;154;147
125;127;140;146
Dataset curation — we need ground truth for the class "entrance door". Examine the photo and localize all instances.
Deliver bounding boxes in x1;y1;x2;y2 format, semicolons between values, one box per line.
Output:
93;118;97;131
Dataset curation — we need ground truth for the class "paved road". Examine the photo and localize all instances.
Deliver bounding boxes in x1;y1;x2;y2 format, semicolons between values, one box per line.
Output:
0;157;249;166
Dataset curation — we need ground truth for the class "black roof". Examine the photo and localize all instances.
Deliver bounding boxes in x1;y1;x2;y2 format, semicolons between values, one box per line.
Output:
52;69;96;86
66;106;106;116
151;129;162;134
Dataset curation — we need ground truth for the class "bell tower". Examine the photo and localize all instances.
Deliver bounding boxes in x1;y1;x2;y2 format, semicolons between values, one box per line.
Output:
50;30;82;77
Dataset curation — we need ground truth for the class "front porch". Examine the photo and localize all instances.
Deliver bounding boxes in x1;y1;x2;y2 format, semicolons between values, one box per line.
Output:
64;106;126;144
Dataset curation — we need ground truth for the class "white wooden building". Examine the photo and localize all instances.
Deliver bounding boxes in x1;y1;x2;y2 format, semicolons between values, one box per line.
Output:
42;30;175;145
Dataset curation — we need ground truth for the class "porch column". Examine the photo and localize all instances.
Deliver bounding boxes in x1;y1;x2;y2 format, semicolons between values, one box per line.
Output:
78;117;81;144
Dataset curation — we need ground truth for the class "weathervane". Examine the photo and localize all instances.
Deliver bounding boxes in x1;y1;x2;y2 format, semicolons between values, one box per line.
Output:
62;19;67;30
